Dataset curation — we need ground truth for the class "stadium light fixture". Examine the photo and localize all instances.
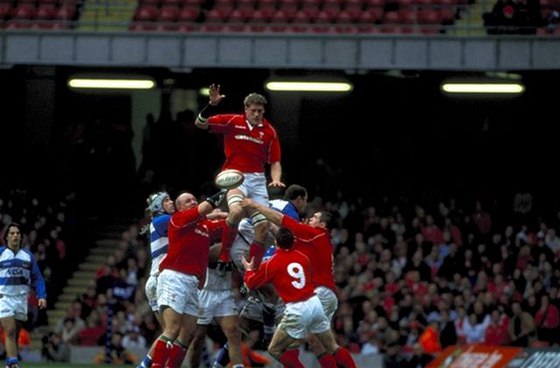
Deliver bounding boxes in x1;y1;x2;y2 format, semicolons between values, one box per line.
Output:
441;82;525;94
265;81;353;92
68;78;156;90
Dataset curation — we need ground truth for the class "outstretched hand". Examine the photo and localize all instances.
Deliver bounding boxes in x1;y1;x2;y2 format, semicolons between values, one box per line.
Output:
268;180;285;189
241;255;255;272
209;83;226;106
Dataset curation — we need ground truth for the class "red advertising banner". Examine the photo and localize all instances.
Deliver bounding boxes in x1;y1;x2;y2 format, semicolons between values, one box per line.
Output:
427;344;522;368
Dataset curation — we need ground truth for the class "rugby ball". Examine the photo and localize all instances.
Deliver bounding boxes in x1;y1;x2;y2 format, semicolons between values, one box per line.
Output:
214;169;245;190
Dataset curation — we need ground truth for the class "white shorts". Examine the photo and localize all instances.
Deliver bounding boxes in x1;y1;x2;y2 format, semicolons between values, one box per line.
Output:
237;173;269;206
0;293;28;321
145;274;159;312
157;269;199;316
315;286;338;321
197;289;238;325
278;295;330;340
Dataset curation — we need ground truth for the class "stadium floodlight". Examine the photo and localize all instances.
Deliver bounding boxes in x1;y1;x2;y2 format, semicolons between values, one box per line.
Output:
265;81;353;92
441;82;525;94
68;78;155;90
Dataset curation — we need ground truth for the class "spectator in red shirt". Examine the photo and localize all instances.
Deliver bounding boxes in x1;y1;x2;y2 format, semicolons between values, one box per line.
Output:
485;308;510;345
534;295;560;346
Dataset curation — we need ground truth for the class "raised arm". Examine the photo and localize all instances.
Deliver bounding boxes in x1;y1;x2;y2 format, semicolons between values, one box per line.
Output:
240;198;283;226
194;83;226;129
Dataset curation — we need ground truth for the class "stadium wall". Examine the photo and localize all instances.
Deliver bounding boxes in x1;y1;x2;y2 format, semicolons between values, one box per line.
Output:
1;31;560;71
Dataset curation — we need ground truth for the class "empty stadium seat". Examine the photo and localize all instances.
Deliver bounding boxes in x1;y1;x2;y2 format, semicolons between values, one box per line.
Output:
158;5;180;22
36;4;58;20
134;5;159;22
12;4;36;20
0;3;12;20
178;6;199;22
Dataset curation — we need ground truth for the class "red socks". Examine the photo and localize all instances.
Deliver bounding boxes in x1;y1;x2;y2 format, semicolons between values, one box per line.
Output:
334;347;357;368
219;224;238;262
279;349;304;368
317;352;337;368
166;341;187;368
150;337;172;368
249;242;265;269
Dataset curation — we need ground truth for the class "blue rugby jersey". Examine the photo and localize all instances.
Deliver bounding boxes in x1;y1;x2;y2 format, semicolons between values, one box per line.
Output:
149;213;171;276
0;246;46;299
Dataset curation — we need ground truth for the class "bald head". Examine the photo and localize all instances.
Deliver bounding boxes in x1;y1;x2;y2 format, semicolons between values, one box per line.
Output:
175;192;198;211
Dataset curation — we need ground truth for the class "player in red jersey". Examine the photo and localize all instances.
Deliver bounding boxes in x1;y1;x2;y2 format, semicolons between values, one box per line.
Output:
241;198;357;368
194;84;285;275
242;228;357;368
149;189;227;368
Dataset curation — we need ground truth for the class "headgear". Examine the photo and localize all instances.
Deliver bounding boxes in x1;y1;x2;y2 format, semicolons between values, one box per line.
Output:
146;192;169;215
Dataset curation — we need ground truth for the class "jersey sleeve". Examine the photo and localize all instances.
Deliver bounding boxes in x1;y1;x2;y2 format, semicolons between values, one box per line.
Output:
153;214;171;235
244;261;273;290
30;256;47;299
281;215;320;239
208;114;237;133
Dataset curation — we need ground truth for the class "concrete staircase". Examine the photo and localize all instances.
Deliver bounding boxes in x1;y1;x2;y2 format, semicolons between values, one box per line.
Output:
449;0;494;36
78;0;138;31
30;222;131;350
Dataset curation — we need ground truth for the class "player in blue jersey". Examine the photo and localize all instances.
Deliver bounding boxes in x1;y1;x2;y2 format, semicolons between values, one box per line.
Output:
0;223;47;368
137;192;175;368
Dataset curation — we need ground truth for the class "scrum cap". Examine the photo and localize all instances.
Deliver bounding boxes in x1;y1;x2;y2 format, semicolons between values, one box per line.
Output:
146;192;169;215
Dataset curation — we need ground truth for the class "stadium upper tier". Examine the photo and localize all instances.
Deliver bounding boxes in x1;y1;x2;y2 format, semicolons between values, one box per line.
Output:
0;0;559;70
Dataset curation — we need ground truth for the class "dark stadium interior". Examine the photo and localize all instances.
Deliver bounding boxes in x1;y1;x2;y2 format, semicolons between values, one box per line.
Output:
1;66;558;221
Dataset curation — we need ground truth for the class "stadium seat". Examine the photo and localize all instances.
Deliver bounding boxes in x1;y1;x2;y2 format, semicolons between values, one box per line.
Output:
161;0;183;5
183;0;205;5
250;9;269;22
178;6;199;22
292;9;309;23
335;10;354;23
158;5;180;22
140;0;161;5
364;0;386;7
333;24;359;33
0;3;12;20
134;5;159;22
269;9;290;23
418;9;442;24
258;0;277;9
36;4;58;20
314;10;333;23
56;5;76;21
177;22;197;32
357;7;383;22
12;4;37;20
228;8;246;23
